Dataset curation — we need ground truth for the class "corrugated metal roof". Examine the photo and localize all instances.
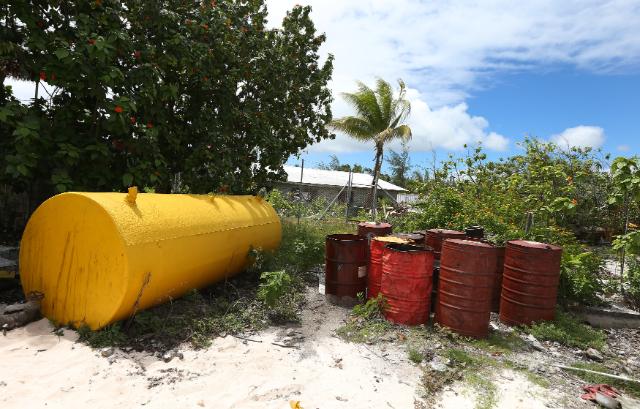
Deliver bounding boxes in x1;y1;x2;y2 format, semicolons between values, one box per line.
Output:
282;165;407;192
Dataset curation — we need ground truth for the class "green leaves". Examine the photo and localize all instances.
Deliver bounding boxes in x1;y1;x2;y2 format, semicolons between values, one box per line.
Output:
2;0;333;197
122;173;134;187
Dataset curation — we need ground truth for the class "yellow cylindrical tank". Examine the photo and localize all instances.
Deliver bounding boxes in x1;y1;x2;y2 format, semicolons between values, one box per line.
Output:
19;191;281;329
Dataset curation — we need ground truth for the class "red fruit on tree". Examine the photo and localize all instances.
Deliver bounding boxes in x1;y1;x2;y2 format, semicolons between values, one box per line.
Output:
39;71;46;81
146;122;153;129
88;39;96;45
134;50;141;59
114;106;124;113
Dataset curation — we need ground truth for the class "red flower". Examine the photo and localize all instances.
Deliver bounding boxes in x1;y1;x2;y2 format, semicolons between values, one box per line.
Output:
133;50;141;59
39;71;46;81
130;116;136;124
146;122;153;129
88;39;96;45
114;106;123;113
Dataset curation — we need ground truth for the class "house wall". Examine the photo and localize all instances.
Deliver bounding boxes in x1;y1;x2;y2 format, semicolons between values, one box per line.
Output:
274;182;398;207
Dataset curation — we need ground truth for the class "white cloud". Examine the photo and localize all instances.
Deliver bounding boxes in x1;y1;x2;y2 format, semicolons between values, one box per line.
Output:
307;88;508;153
267;1;640;153
617;144;630;152
551;126;605;149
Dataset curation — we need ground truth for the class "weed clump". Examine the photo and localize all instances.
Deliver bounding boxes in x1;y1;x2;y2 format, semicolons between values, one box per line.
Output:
336;295;393;343
525;311;606;350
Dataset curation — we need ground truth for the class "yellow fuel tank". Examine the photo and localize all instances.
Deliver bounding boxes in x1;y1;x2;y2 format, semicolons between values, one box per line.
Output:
19;191;281;329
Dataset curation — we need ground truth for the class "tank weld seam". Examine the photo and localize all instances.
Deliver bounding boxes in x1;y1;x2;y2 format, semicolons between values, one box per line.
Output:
120;219;280;245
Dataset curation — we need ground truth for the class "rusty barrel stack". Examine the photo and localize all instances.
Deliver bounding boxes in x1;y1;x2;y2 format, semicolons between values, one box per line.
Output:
368;236;408;300
325;234;368;303
436;239;497;338
382;243;434;325
500;240;563;326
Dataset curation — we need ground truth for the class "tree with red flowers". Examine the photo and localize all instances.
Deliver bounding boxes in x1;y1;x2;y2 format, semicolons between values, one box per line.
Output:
0;1;333;204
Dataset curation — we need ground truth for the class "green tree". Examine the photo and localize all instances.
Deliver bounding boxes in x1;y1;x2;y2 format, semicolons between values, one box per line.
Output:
386;141;411;187
0;1;333;209
329;78;412;215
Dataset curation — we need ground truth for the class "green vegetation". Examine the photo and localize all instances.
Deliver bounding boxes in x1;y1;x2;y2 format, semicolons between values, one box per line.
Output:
407;347;424;364
1;1;333;205
567;362;640;398
471;332;527;354
525;311;606;350
336;295;393;343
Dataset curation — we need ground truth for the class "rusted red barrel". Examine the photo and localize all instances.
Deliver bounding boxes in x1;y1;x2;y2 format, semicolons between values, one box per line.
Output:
367;236;408;299
381;243;433;325
357;222;392;240
325;234;367;301
425;229;466;260
500;240;563;326
437;239;497;338
491;246;506;312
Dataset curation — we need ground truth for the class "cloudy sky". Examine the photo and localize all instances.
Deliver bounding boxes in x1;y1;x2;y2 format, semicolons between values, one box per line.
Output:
5;1;639;173
266;0;640;171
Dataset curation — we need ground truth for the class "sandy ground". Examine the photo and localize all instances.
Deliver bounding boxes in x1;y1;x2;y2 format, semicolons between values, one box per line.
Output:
1;289;563;409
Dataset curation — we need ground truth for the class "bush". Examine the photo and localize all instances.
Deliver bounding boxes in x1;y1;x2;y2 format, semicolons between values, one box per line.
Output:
1;2;333;199
258;270;294;307
559;248;604;305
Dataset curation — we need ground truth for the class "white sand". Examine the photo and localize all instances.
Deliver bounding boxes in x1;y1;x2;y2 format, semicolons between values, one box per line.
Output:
0;290;558;409
0;293;421;409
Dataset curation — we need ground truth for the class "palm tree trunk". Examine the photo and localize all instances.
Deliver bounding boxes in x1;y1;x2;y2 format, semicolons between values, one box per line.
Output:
371;142;384;219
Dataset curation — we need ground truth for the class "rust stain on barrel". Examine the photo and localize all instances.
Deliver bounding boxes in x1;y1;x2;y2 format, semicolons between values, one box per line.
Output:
325;234;367;299
500;240;562;326
436;239;497;338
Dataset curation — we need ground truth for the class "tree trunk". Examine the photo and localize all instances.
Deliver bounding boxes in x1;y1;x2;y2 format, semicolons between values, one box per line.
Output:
371;142;384;219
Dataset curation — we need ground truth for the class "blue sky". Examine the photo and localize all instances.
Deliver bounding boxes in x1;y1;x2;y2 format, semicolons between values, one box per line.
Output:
266;0;640;173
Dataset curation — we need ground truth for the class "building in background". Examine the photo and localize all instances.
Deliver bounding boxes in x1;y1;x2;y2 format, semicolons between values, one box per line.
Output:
275;165;407;207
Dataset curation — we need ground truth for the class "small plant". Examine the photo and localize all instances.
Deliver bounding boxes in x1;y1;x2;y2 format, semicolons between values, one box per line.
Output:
257;271;293;307
77;323;126;348
408;348;423;364
352;294;387;321
525;311;606;350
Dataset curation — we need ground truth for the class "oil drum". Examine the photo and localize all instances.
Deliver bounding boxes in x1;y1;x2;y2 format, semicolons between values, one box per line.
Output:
500;240;562;326
425;229;466;260
357;222;393;240
437;239;497;338
381;243;434;325
368;236;408;299
325;234;368;302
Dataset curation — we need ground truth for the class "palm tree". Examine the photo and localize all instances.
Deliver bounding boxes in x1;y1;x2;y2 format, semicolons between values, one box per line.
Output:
329;78;412;216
